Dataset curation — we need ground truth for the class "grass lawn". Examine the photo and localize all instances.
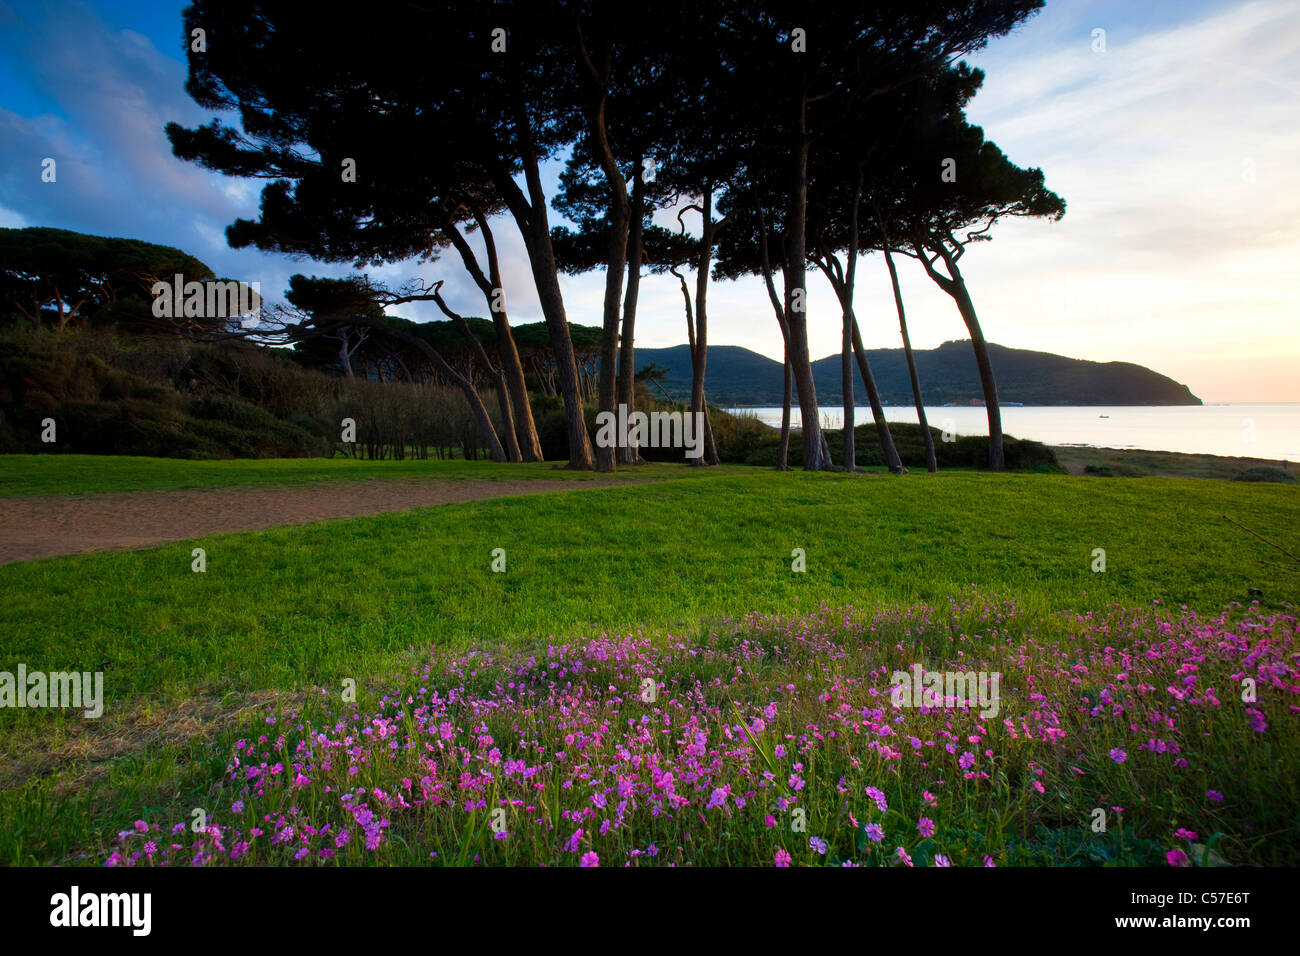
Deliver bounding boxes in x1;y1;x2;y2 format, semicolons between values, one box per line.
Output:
0;453;753;497
1;464;1297;865
1051;445;1294;481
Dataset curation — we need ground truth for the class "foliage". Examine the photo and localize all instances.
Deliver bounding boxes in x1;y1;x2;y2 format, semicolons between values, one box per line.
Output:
0;327;499;460
1235;466;1298;484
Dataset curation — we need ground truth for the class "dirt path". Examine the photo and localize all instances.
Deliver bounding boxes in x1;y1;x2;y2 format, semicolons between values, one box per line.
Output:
0;477;639;565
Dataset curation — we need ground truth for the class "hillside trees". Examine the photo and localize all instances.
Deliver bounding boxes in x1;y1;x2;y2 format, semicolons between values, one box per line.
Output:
0;227;217;333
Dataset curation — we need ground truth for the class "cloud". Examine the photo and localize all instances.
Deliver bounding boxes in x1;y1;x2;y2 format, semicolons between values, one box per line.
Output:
0;1;357;293
902;0;1300;400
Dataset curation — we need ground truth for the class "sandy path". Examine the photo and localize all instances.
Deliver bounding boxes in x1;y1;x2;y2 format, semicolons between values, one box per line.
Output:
0;478;638;565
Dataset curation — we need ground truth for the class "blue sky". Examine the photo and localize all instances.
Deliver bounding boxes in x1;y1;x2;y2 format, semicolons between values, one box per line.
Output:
1;0;1297;401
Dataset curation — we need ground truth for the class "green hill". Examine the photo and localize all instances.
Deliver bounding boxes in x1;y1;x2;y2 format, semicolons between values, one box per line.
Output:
630;339;1201;406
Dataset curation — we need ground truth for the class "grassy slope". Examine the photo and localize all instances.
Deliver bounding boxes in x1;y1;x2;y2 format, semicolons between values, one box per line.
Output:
1;466;1297;863
0;454;748;497
1052;445;1292;480
5;470;1297;702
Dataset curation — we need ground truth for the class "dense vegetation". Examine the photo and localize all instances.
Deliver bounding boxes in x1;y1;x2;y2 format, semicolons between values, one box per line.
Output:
0;328;487;460
0;326;1062;469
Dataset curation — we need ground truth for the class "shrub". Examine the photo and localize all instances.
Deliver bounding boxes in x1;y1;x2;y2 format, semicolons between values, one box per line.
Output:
1085;462;1147;478
1234;466;1297;484
741;420;1061;472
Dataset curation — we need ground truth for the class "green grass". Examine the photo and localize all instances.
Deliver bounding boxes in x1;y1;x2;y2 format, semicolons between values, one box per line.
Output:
1052;445;1292;481
1;466;1297;864
0;453;750;497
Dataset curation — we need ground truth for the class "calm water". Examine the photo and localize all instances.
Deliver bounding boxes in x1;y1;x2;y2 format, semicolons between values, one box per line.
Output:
727;404;1300;462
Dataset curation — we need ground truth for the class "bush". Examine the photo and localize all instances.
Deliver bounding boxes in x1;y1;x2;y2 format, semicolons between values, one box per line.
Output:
0;327;335;458
1085;462;1147;478
741;420;1061;472
1234;466;1297;484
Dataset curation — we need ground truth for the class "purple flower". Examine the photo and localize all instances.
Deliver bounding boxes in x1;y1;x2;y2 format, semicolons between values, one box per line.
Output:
775;848;791;867
958;752;975;770
917;817;936;838
1175;828;1198;842
1207;790;1224;803
1166;848;1190;867
864;823;884;843
1246;708;1267;733
579;851;599;867
934;854;951;867
1109;748;1127;763
810;837;827;855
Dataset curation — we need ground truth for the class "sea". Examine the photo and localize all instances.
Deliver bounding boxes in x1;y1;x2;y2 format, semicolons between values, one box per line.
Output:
725;404;1300;462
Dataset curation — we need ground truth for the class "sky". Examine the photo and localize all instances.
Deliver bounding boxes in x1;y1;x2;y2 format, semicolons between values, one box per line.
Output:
0;0;1297;402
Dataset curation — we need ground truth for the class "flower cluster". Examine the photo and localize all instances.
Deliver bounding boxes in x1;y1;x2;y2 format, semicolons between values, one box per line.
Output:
105;595;1298;867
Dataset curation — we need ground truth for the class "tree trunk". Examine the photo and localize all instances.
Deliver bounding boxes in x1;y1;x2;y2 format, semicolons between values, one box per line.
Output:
882;242;937;472
338;336;355;378
521;225;593;468
841;308;855;471
490;369;521;461
702;397;719;465
785;109;826;470
689;184;716;468
584;85;630;474
841;168;862;472
846;314;904;474
925;242;1002;471
431;286;521;461
758;207;792;472
778;351;792;470
618;162;646;465
952;276;1003;470
488;141;593;469
468;206;544;461
816;241;903;476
